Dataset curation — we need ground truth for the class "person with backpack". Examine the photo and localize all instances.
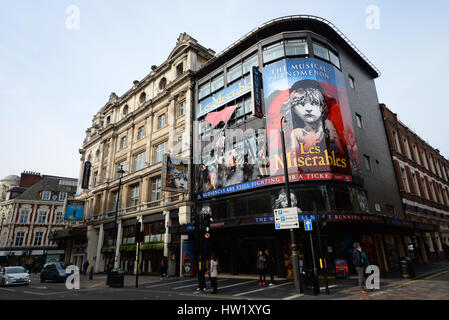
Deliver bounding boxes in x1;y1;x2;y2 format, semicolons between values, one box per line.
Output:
353;242;368;294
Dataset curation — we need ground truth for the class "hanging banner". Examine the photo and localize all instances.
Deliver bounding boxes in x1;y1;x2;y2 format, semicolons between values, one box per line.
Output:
64;199;85;221
161;154;190;193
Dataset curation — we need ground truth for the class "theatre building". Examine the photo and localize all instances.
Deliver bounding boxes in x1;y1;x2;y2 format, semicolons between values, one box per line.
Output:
186;15;416;277
381;104;449;263
77;33;214;275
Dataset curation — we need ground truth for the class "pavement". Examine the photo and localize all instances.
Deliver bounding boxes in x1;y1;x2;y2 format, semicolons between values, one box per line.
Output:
0;261;448;300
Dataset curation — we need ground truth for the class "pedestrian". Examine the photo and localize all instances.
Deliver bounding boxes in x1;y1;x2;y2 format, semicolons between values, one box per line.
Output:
265;249;275;286
196;255;206;291
352;242;368;294
34;262;40;274
256;250;267;286
83;260;89;275
160;256;168;279
209;254;218;294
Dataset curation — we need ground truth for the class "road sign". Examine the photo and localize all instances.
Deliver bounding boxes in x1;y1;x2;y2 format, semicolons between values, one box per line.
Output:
304;219;313;231
273;207;299;230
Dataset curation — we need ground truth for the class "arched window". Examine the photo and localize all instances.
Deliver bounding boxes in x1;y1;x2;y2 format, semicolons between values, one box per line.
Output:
159;77;167;91
123;105;129;116
176;63;183;77
139;92;146;105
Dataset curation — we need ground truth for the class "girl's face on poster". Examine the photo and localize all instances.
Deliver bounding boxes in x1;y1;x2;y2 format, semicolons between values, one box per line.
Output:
290;89;323;124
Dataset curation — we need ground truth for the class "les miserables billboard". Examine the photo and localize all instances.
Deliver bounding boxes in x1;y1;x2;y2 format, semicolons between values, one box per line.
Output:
196;57;360;199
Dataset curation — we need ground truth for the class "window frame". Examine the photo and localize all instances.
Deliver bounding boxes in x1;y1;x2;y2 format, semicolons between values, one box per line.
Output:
151;177;162;201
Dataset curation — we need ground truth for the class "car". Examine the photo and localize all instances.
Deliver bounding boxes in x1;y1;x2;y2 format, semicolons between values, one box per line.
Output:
40;262;71;283
0;266;31;286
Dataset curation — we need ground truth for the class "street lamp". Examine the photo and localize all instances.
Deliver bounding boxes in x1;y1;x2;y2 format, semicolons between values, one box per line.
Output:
280;116;302;293
113;165;126;268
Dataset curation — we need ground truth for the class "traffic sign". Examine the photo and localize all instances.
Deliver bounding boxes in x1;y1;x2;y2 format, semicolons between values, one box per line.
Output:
273;207;299;230
304;219;313;231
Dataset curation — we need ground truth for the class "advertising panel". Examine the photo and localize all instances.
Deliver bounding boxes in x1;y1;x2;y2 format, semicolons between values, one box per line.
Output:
64;199;85;221
161;154;190;193
195;57;360;199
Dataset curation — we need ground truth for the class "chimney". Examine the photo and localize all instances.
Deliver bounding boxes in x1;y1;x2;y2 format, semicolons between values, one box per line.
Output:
20;171;42;188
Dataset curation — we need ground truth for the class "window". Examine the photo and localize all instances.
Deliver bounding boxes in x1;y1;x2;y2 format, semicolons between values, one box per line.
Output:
400;167;410;192
15;232;25;246
134;151;146;172
210;73;224;93
242;53;258;74
178;101;186;117
158;114;166;129
429;156;435;174
42;191;51;201
122;105;129;116
198;82;211;100
176;63;184;77
227;63;242;84
154;141;168;163
137;126;145;140
392;131;401;153
285;39;308;56
130;184;140;207
116;160;127;179
38;211;47;224
429;181;437;201
386;205;395;215
363;155;372;171
152;178;161;201
403;138;411;159
422;152;428;169
120;136;127;149
33;232;43;246
59;192;67;201
55;212;63;224
412;172;420;196
355;113;363;128
413;145;421;165
329;49;341;69
421;176;429;199
348;75;356;89
159;78;167;91
19;210;29;224
111;191;119;210
262;41;284;64
106;116;111;125
313;42;329;61
176;132;184;154
92;171;98;187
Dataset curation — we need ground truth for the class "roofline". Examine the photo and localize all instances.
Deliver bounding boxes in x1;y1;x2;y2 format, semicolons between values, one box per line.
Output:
201;15;381;78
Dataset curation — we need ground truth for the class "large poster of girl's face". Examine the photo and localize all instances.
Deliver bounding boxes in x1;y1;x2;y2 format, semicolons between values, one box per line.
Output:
263;57;361;179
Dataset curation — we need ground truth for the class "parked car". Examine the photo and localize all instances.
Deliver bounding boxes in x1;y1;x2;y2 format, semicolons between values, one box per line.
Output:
40;262;71;283
0;266;31;286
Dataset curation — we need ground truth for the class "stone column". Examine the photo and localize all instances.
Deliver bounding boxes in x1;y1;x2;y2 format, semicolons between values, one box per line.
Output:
134;215;142;275
95;223;104;272
163;210;170;257
86;225;99;272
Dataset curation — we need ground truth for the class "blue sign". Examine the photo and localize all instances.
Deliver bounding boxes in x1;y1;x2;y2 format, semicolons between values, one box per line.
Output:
64;199;85;221
187;225;195;231
196;75;252;118
254;216;274;224
304;219;313;231
298;214;316;221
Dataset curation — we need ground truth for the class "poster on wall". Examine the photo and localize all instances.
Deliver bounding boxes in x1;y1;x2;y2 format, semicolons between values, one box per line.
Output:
195;57;360;199
64;199;85;221
181;239;195;277
263;57;361;179
161;154;190;193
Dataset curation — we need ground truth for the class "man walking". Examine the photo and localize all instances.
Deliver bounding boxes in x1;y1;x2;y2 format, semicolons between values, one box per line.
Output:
353;242;368;294
83;260;89;276
256;250;267;286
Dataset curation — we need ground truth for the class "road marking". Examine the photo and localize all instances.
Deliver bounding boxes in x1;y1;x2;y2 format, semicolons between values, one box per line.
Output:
232;281;291;297
24;291;50;296
0;287;16;292
179;292;256;300
88;281;105;289
174;279;226;290
217;280;255;290
145;278;196;289
422;269;449;280
283;293;304;300
31;286;48;290
320;284;338;290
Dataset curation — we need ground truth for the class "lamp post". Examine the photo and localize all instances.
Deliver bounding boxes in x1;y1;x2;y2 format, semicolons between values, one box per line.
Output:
280;116;302;293
113;165;126;269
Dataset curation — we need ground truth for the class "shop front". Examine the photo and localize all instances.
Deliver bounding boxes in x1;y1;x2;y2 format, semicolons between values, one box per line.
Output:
141;213;165;275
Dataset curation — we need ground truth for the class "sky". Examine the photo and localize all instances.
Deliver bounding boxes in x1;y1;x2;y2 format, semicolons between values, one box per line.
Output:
1;0;448;180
